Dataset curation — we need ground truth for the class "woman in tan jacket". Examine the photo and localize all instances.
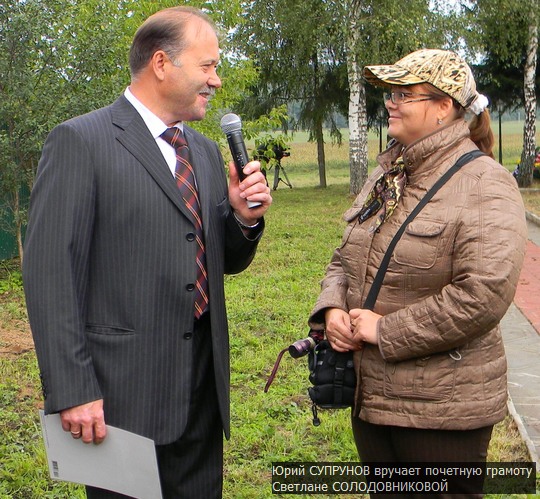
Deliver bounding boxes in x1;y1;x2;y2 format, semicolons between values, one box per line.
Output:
309;49;527;493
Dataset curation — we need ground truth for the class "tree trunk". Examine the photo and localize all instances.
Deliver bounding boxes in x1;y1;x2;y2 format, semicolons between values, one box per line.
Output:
13;189;24;269
309;50;327;188
498;109;503;166
316;118;327;188
517;12;538;188
17;225;24;269
346;0;369;196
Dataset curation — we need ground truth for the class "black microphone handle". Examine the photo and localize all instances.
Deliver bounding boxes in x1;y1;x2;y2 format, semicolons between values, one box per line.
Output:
226;132;250;180
226;131;261;208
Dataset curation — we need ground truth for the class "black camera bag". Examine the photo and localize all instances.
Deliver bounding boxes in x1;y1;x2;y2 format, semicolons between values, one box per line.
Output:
308;340;355;409
306;150;484;425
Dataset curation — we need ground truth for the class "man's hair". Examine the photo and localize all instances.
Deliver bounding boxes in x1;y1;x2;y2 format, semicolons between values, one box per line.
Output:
129;6;215;77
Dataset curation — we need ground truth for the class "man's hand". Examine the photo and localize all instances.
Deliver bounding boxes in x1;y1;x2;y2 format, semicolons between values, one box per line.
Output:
228;160;272;225
60;399;107;444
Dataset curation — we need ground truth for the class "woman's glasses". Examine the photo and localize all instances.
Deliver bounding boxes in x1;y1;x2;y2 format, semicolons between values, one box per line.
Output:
384;91;434;105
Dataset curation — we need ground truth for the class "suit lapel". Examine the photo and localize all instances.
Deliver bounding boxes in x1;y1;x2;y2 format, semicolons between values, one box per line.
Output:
110;96;195;223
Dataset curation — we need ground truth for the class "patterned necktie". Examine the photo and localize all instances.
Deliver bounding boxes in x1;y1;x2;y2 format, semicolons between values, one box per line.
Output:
161;127;209;319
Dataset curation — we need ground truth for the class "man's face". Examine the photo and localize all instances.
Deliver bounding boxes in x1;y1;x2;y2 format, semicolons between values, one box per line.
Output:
164;18;221;123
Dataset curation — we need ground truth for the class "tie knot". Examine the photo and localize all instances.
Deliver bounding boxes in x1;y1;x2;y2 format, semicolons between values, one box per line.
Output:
161;127;188;150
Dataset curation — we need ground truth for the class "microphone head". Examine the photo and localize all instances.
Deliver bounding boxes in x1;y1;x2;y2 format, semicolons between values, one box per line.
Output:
220;113;242;135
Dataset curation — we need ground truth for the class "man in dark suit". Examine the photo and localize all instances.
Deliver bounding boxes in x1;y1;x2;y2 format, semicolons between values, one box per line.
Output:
23;6;272;498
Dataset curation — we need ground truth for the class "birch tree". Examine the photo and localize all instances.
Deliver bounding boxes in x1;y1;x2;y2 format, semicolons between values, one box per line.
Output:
346;0;369;195
344;0;452;194
518;1;539;187
469;0;539;187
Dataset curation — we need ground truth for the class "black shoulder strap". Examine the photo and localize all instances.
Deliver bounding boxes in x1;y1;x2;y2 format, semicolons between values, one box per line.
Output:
363;149;485;310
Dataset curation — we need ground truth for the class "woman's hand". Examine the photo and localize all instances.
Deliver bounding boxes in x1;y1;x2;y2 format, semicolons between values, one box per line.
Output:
324;308;362;352
349;308;382;346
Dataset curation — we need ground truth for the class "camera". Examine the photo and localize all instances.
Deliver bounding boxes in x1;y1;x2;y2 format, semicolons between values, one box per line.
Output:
264;329;324;393
287;329;324;358
253;141;291;163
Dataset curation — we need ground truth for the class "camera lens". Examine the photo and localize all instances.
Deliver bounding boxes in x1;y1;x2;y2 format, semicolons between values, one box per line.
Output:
288;337;316;358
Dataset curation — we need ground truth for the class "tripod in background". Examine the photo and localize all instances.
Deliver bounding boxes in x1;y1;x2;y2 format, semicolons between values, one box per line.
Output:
254;140;292;191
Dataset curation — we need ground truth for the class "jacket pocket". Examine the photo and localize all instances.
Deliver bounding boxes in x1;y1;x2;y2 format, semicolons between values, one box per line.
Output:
383;352;457;402
393;219;447;269
85;324;135;336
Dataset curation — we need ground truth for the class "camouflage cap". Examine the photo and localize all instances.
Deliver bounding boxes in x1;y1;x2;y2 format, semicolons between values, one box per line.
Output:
363;49;478;109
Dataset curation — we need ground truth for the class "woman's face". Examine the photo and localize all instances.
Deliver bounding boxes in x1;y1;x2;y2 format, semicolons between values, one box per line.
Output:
384;85;448;146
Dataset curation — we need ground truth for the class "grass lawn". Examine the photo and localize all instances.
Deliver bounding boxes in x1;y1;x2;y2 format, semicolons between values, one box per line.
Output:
1;123;539;497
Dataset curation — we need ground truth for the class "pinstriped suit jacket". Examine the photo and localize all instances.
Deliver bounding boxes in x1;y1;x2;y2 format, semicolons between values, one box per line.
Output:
23;95;263;444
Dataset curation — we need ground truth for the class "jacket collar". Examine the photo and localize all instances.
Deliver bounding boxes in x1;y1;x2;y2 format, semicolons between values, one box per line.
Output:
378;120;472;178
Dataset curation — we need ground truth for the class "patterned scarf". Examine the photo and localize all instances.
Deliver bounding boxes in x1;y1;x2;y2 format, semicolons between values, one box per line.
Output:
357;156;407;232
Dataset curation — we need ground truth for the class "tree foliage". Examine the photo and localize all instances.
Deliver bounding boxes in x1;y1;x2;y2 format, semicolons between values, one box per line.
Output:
0;0;133;263
232;0;348;187
466;0;539;186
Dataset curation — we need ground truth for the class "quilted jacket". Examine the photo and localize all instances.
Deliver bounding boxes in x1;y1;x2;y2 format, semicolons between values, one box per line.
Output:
309;120;527;430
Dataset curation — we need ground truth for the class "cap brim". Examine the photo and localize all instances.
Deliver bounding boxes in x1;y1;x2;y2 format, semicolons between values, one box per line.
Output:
363;65;425;88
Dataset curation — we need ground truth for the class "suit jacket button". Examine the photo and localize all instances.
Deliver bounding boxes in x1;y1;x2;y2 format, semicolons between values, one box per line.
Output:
186;233;195;242
186;283;195;291
183;332;193;340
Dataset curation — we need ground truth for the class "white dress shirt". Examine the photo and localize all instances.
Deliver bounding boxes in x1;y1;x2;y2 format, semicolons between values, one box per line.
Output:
124;87;182;177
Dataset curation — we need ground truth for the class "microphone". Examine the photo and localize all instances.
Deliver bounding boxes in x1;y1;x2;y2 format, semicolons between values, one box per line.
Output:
220;113;261;208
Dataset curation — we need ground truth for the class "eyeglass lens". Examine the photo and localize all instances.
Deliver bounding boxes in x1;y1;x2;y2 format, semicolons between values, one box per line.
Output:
384;92;433;104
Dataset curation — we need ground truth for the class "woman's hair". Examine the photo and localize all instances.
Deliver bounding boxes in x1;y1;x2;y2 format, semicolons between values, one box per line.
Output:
424;84;495;159
468;111;494;159
129;7;215;77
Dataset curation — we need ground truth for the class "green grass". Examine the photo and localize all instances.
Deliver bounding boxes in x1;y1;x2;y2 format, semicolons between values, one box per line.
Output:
1;124;539;498
0;355;86;498
522;183;540;217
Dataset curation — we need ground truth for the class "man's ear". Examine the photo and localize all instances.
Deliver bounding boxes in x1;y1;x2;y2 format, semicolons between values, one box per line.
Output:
151;50;168;81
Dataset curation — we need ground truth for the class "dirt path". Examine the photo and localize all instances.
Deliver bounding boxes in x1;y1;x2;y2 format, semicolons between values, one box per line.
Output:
0;320;34;357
